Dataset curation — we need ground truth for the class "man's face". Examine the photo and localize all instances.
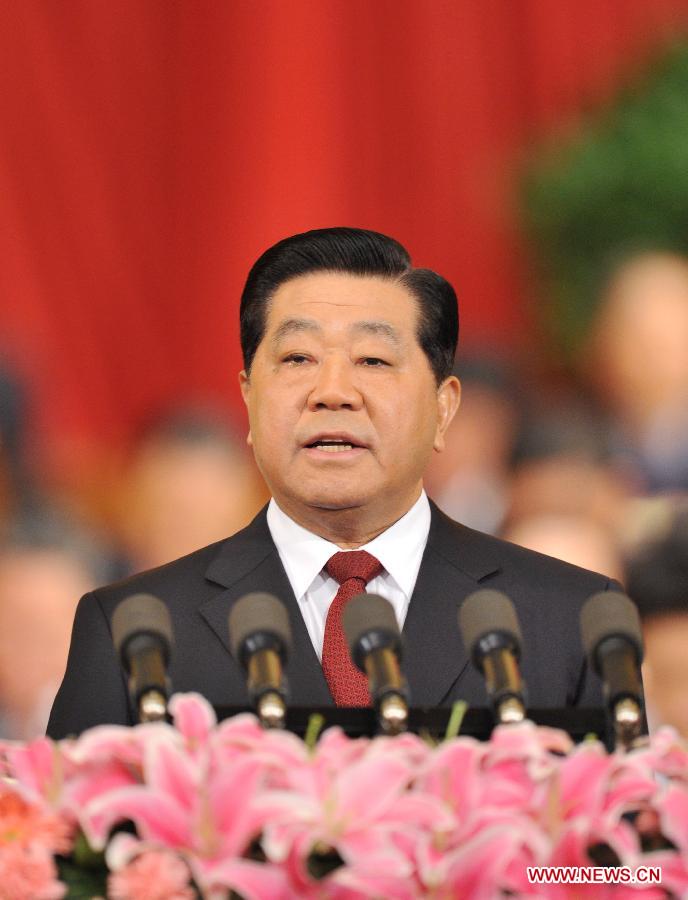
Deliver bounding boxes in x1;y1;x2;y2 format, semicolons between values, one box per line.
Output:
240;272;459;531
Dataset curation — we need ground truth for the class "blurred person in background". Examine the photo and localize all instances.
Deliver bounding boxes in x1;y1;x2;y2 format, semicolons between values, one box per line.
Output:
116;408;266;572
425;354;519;535
499;395;633;575
506;395;632;532
584;251;688;492
507;456;631;536
625;500;688;738
0;508;114;740
503;513;625;584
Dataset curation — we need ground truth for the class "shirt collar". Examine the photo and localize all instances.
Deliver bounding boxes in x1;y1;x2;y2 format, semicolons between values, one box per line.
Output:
266;491;431;599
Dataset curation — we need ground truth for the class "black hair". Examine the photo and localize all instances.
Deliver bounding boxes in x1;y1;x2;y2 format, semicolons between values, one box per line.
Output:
239;227;458;384
626;506;688;621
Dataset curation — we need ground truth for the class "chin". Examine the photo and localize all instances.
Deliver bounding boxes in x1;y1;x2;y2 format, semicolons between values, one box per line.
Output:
289;483;368;512
306;493;366;512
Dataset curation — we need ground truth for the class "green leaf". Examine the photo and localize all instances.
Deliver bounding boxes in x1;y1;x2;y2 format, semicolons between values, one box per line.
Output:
521;40;688;359
444;700;468;741
304;712;325;751
56;857;107;899
71;831;105;869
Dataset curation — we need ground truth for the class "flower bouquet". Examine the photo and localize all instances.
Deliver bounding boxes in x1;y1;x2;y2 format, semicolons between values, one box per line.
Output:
1;693;687;898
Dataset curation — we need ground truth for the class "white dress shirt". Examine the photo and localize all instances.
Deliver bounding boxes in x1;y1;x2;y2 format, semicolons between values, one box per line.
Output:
266;491;431;660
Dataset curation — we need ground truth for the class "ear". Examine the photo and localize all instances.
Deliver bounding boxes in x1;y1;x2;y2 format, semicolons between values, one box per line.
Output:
433;375;461;452
239;369;250;402
238;370;253;447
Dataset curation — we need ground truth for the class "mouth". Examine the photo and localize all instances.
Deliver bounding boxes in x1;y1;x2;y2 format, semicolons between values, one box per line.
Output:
302;433;368;455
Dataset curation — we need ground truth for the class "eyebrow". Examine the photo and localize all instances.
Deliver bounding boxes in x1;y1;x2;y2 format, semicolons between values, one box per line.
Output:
271;318;321;346
270;317;401;346
351;320;401;345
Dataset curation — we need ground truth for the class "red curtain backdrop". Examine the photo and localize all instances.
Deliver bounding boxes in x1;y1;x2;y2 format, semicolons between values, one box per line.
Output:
1;0;687;475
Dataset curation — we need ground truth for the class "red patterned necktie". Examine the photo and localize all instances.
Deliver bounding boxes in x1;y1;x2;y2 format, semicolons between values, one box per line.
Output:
322;550;383;706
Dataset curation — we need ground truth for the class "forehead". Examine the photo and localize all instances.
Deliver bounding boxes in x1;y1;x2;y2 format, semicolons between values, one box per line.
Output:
265;272;419;334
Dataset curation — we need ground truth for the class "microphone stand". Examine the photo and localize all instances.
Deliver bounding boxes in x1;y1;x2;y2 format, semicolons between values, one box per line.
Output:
247;647;287;729
363;649;408;735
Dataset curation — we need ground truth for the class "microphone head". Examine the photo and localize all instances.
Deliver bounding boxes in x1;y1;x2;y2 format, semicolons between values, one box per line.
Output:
342;593;401;671
580;591;644;673
111;593;174;669
228;592;292;666
458;589;523;668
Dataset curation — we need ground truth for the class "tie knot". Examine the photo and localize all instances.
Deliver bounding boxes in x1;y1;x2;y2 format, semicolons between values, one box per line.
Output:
326;550;382;587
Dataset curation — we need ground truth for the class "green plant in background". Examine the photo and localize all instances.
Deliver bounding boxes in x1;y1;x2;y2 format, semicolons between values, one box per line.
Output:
522;39;688;360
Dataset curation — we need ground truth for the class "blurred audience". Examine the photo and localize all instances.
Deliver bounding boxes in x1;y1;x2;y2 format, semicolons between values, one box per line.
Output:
0;360;34;522
584;251;688;492
0;508;114;740
0;404;266;740
507;396;632;531
115;408;266;572
497;394;632;574
425;355;519;534
503;513;625;583
625;499;688;738
506;456;631;537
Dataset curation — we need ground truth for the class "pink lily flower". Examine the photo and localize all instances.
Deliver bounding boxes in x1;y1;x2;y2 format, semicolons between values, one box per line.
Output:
168;692;217;752
212;714;310;791
642;726;688;785
421;821;545;900
637;849;688;898
82;728;290;898
2;737;72;811
658;783;688;853
260;741;451;896
414;738;484;826
540;820;650;900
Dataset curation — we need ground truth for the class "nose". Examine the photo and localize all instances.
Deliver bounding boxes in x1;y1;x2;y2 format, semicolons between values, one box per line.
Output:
308;355;363;411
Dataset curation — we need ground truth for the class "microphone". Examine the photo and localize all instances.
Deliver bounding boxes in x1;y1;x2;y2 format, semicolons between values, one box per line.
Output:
458;589;526;724
228;592;292;729
342;593;409;735
580;591;644;749
111;594;174;723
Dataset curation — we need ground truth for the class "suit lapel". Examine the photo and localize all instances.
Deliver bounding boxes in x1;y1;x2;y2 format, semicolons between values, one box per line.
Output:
402;502;502;706
199;500;504;710
199;507;332;706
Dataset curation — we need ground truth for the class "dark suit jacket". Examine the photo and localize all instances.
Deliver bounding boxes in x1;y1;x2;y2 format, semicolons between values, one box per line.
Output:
47;501;614;739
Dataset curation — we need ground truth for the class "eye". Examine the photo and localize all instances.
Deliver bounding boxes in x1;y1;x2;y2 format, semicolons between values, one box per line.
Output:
282;353;310;365
359;357;389;367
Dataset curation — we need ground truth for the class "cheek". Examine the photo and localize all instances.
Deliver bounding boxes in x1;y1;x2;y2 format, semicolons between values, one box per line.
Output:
398;389;439;433
375;391;439;457
249;390;300;453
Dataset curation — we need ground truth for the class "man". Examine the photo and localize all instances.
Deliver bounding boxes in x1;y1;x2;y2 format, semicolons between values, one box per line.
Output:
0;507;112;740
48;227;615;738
117;408;265;572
